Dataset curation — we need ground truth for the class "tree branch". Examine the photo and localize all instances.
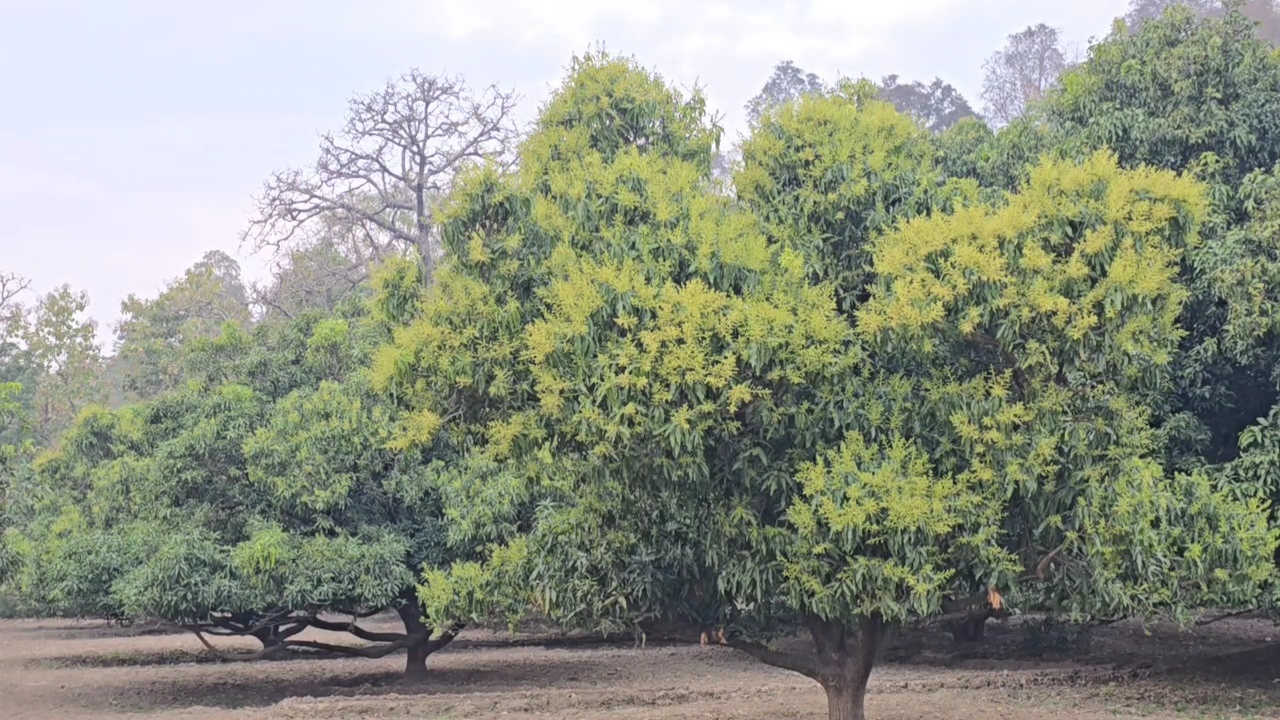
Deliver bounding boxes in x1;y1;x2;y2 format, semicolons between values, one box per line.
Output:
286;636;420;659
186;627;288;662
722;638;820;678
425;622;467;652
0;272;32;313
305;616;407;644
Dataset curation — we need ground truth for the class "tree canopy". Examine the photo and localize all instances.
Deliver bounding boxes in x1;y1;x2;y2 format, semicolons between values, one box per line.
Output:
11;297;467;679
370;51;1278;720
113;250;251;401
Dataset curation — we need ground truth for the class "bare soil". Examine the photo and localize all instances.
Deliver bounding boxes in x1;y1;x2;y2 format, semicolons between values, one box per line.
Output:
2;614;1278;719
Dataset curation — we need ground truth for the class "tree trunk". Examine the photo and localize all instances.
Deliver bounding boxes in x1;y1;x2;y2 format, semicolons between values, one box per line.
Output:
395;601;464;683
397;602;430;681
810;616;888;720
823;680;869;720
948;613;987;643
404;639;430;682
252;625;282;649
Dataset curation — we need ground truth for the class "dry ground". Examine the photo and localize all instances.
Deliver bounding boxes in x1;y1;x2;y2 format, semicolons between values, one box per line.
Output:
1;614;1278;719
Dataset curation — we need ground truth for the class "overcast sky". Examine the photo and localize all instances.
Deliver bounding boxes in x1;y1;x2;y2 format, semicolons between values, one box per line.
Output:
0;0;1130;347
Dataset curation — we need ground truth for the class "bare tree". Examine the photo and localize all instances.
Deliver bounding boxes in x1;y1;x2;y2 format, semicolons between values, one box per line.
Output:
250;236;369;320
242;69;519;280
0;273;31;318
980;24;1070;127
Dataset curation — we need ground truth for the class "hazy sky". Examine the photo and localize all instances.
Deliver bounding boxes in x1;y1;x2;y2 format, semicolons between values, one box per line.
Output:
0;0;1130;347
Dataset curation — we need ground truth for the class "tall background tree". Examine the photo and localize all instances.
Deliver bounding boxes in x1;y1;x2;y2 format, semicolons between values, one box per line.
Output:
18;286;103;445
242;69;520;283
0;273;35;449
980;23;1071;126
1126;0;1280;43
744;60;827;127
112;250;251;402
251;236;370;321
876;75;977;133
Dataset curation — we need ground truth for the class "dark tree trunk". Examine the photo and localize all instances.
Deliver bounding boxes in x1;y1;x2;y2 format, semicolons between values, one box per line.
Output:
395;601;463;682
252;625;282;649
823;681;868;720
810;616;888;720
717;614;891;720
948;613;988;643
397;603;430;681
405;639;433;681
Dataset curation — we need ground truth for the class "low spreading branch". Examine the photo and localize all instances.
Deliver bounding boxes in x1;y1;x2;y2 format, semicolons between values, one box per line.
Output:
181;610;466;665
285;636;421;659
305;616;408;644
188;628;288;662
721;637;820;678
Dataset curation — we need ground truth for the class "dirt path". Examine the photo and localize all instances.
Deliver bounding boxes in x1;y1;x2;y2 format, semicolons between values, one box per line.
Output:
1;616;1277;719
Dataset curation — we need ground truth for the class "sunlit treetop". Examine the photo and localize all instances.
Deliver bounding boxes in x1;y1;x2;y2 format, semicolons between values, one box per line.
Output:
735;79;964;313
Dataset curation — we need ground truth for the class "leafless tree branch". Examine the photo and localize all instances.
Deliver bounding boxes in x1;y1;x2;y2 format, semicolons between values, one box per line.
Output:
980;24;1070;127
240;69;519;289
0;271;32;315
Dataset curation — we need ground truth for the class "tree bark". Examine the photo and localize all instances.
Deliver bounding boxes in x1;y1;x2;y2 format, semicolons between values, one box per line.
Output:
947;613;987;643
810;615;888;720
394;602;464;682
404;638;430;682
823;681;868;720
715;614;889;720
396;603;431;682
252;625;282;649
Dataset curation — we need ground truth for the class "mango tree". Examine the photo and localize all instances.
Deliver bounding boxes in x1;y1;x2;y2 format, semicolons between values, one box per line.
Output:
377;54;1277;720
1043;4;1280;472
13;304;465;680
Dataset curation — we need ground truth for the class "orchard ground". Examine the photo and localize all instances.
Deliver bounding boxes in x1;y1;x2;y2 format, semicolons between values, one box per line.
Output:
1;615;1278;719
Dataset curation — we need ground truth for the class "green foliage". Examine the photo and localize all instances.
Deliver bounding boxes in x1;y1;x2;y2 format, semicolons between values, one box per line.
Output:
935;116;1056;194
10;295;461;641
736;80;952;314
736;145;1272;627
1047;5;1280;195
376;54;1276;708
0;381;33;589
1195;163;1280;367
5;26;1280;717
532;51;721;171
114;251;250;401
18;286;104;445
1043;4;1280;487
